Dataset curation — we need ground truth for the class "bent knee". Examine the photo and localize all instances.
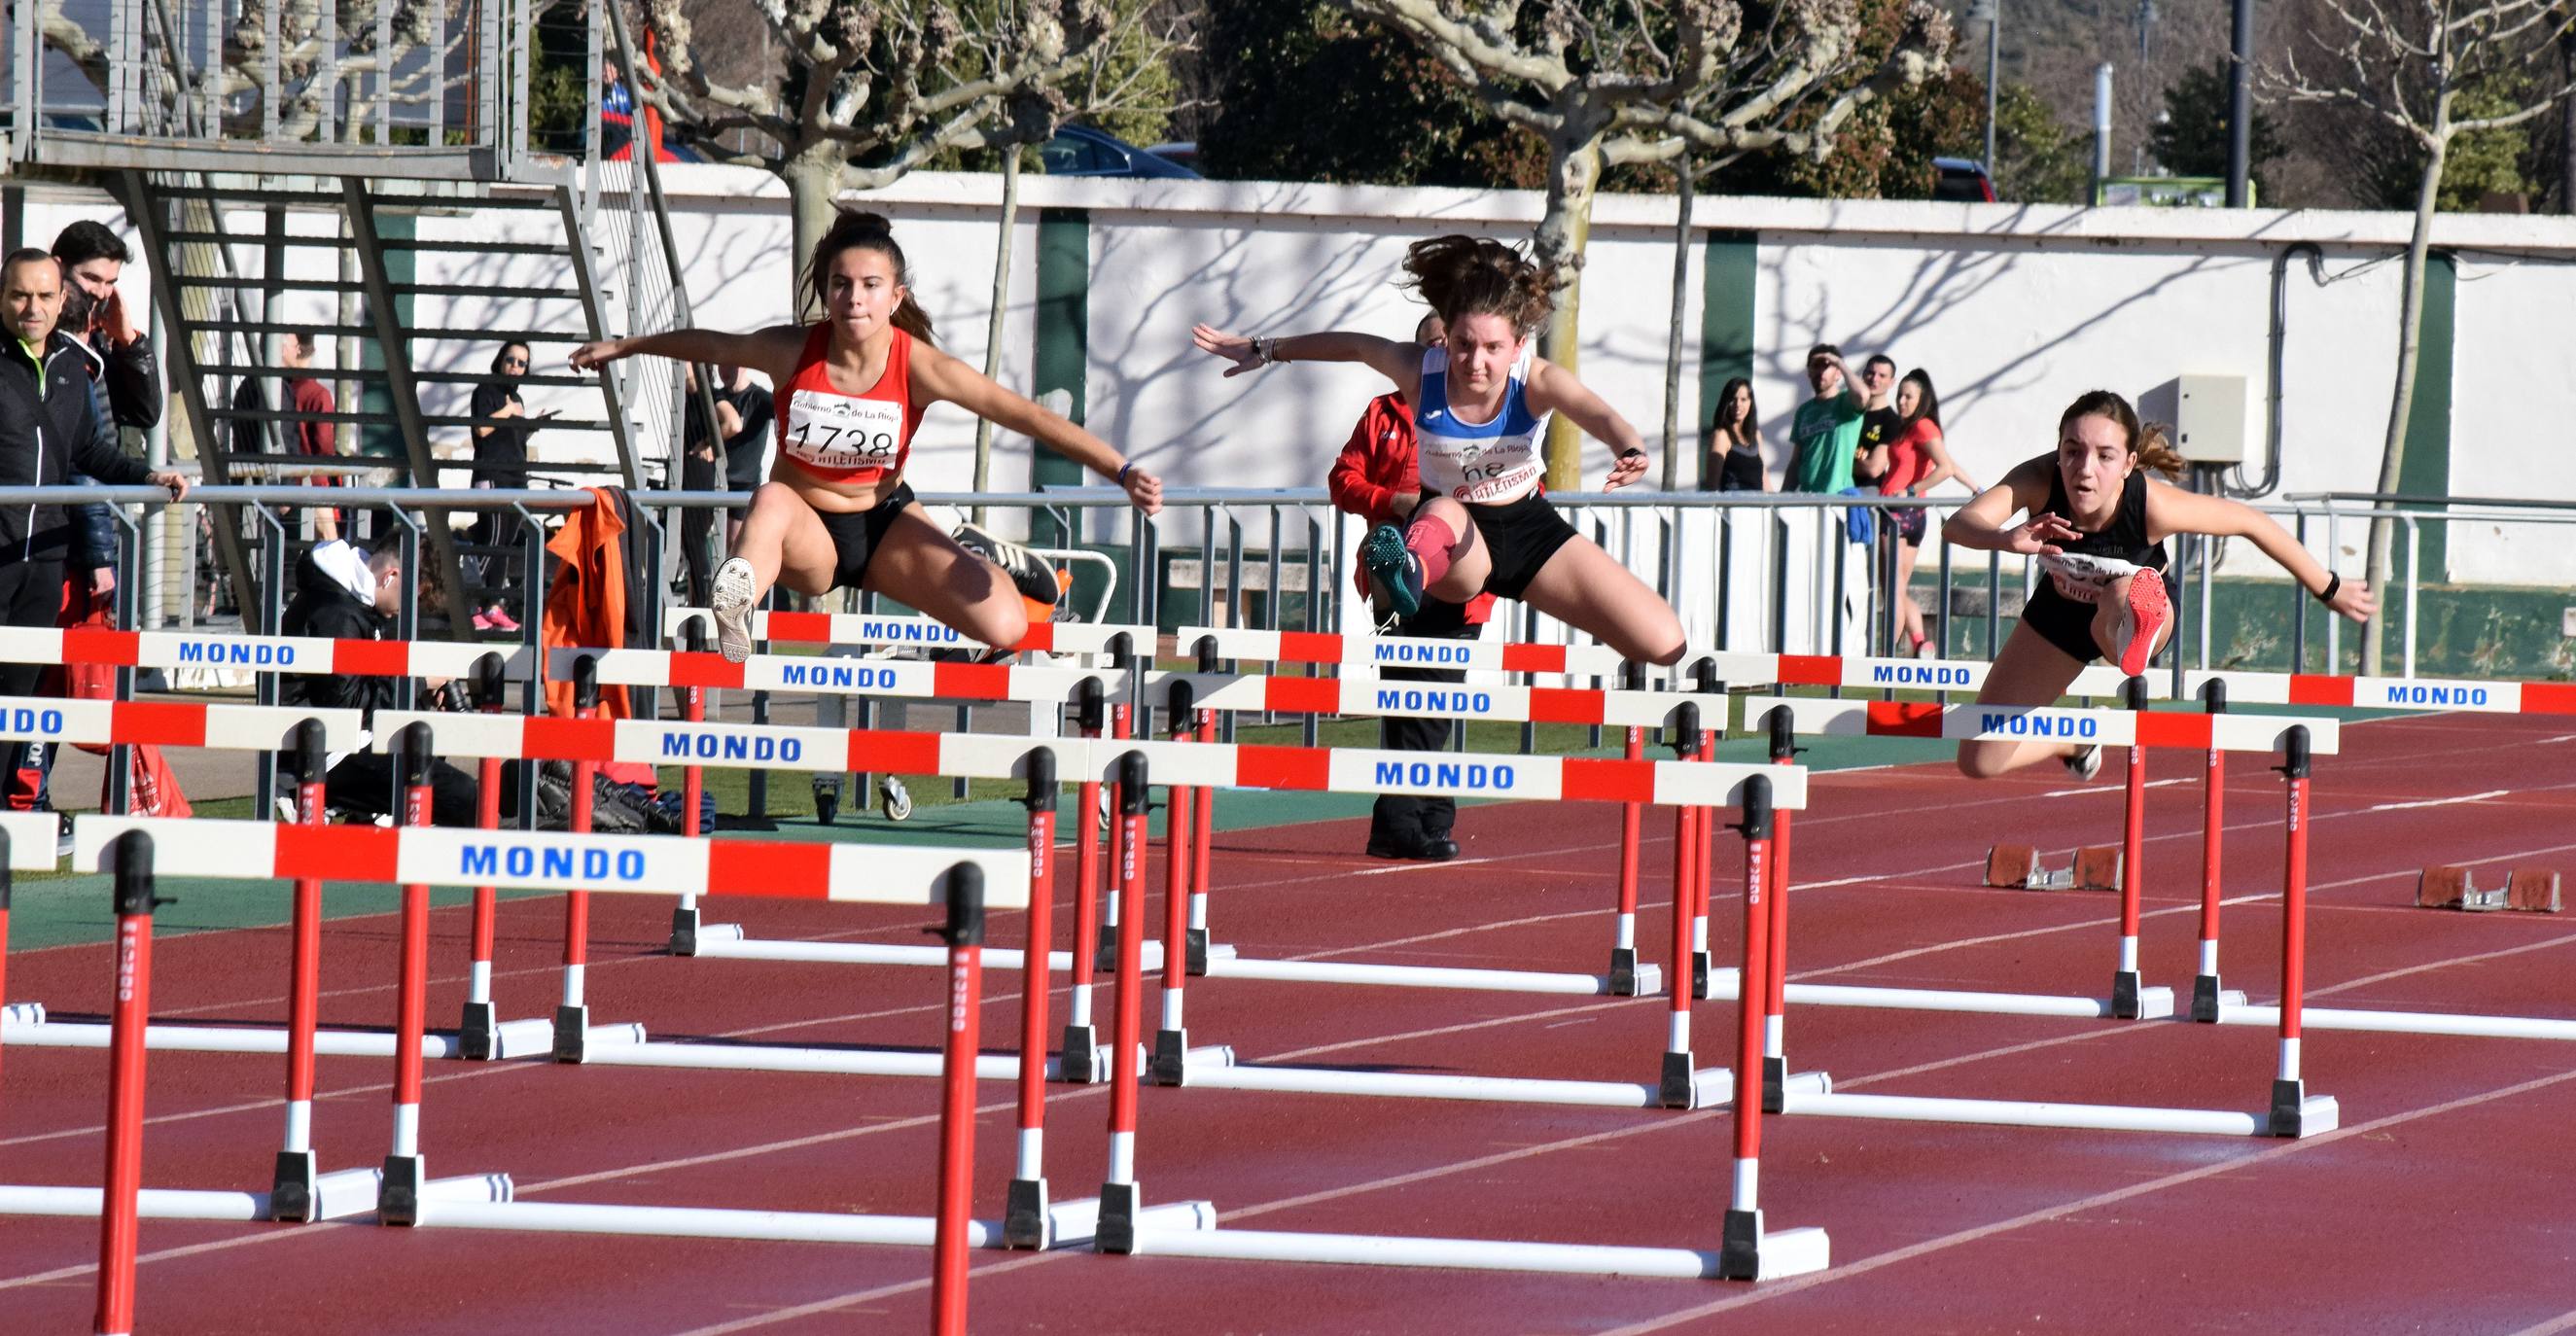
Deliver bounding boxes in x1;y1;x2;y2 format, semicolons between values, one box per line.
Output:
958;595;1029;650
1956;742;2011;780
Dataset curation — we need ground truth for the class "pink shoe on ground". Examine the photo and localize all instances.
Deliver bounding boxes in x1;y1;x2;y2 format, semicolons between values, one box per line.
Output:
484;609;521;633
472;612;496;631
2115;573;2169;678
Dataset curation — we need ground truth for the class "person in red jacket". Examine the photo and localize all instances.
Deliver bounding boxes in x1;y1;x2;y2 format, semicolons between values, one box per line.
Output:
1328;313;1492;861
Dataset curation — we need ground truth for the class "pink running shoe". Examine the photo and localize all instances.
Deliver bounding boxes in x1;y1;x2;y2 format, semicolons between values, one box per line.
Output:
471;612;496;632
2115;572;2169;678
484;609;522;633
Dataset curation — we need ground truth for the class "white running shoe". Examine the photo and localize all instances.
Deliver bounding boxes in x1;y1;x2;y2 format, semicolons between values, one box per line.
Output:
710;556;759;664
2064;744;2102;782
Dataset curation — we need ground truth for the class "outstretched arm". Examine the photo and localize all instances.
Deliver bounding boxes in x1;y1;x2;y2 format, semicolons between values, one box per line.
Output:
912;343;1162;515
2146;480;2375;622
1191;326;1422;398
1942;456;2072;555
1524;358;1649;489
570;325;806;388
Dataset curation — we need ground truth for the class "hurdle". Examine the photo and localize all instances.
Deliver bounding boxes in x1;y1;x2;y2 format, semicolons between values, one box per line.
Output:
1096;769;1826;1281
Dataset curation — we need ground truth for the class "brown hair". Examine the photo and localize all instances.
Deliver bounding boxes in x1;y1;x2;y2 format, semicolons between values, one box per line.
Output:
1400;234;1557;337
2060;389;2185;479
804;209;935;346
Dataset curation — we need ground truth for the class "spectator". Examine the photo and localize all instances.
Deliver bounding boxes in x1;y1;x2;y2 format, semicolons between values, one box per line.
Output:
230;330;341;541
51;220;162;598
1785;344;1863;494
679;362;775;598
468;340;548;631
1880;369;1980;657
1705;375;1766;492
276;539;481;824
0;250;189;818
1853;353;1900;492
1326;312;1489;862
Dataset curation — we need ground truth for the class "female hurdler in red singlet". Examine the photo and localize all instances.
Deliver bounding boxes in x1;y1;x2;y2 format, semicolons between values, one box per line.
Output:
572;208;1162;661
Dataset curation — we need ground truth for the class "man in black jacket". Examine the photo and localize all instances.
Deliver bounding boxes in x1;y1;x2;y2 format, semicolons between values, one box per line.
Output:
51;221;161;589
277;538;483;825
0;249;187;698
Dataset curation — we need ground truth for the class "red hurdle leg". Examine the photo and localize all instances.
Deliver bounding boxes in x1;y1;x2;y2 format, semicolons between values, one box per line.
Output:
1094;703;1133;959
2192;679;2229;1022
1004;754;1061;1248
1765;705;1797;1111
93;832;159;1336
669;667;708;954
1188;712;1215;974
554;659;601;1062
931;863;989;1336
1659;709;1707;1108
381;728;435;1224
2113;678;2150;1019
461;654;507;1056
1097;754;1151;1252
272;722;329;1221
1691;731;1717;1000
1609;725;1646;994
2267;727;2334;1137
1060;700;1107;1082
1718;778;1777;1282
1151;697;1197;1085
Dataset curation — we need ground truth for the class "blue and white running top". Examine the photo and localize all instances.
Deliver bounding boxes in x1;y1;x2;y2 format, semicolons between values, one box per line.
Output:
1415;342;1549;505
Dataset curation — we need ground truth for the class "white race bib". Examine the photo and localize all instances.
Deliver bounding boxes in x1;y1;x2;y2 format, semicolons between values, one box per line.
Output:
783;391;903;475
2038;551;2141;604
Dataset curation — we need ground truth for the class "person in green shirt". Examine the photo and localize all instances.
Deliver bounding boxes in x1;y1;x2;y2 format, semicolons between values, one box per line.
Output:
1786;343;1864;493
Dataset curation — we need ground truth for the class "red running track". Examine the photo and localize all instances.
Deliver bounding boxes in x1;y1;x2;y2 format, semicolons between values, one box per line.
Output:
4;710;2576;1333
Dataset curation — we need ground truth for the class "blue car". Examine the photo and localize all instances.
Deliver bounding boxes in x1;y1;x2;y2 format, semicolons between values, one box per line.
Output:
1041;124;1202;180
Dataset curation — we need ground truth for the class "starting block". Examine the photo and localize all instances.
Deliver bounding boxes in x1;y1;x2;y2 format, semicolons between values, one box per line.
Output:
1985;844;2123;892
2417;866;2561;914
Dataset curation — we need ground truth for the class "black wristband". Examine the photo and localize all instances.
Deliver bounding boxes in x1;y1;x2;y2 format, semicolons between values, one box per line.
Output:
2316;573;2341;604
1617;447;1646;460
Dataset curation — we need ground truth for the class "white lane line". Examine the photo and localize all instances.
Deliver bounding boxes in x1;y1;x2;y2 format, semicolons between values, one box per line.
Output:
2364;789;2510;812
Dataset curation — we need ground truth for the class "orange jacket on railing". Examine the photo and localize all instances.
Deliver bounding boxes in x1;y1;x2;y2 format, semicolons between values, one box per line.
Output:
542;488;656;786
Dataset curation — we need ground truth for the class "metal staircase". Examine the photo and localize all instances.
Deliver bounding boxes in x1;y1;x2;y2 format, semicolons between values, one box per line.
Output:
6;0;703;630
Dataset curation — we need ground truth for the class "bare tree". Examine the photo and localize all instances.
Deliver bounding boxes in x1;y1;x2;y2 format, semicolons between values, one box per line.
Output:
2270;0;2573;672
636;0;1184;312
1335;0;1952;488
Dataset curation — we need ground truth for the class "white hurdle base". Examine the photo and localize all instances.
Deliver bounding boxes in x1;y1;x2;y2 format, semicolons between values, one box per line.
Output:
420;1196;1217;1248
1204;956;1658;998
1129;1222;1830;1280
1175;1059;1824;1110
1;1002;42;1025
1708;967;2176;1021
1781;1089;2305;1137
582;1039;1235;1081
0;1016;561;1060
690;925;1207;973
0;1169;512;1221
2215;1001;2576;1042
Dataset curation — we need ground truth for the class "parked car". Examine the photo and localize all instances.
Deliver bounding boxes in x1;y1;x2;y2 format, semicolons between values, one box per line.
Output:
1932;157;1998;203
1041;124;1202;180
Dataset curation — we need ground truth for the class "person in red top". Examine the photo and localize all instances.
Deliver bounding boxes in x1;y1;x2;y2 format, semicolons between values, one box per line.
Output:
574;209;1162;662
1878;369;1977;655
1328;313;1490;861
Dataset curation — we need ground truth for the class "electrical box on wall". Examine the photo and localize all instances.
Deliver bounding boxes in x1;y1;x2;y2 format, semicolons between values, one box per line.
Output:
2163;374;2248;464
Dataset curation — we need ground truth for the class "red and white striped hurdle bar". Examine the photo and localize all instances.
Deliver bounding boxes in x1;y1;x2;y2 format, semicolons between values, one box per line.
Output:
0;697;365;753
551;648;1117;704
1180;625;1632;677
1743;696;2343;755
70;817;1030;910
363;713;1809;811
2180;669;2576;715
0;626;533;683
664;607;1151;659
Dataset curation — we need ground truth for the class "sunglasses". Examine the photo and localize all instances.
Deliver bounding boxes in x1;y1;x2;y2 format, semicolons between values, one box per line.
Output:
501;357;529;369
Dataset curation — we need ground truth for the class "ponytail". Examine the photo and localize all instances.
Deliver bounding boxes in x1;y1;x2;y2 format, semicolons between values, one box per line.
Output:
1401;233;1558;337
804;207;937;347
2135;424;2186;479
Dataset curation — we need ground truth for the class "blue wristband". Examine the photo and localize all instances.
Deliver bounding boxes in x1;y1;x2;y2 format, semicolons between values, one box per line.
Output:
1115;462;1135;486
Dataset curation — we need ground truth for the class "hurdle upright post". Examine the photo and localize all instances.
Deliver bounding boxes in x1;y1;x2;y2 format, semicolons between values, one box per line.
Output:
1059;673;1109;1083
459;652;507;1058
1607;662;1648;996
1097;752;1151;1254
2268;726;2337;1137
93;831;160;1336
2112;675;2151;1020
1719;776;1774;1278
0;832;13;1095
1659;702;1704;1108
670;622;709;955
1152;679;1196;1086
1762;704;1801;1111
271;719;329;1221
931;862;988;1336
553;655;601;1063
1186;638;1218;975
2192;678;2229;1023
1094;686;1135;968
381;724;437;1223
1004;749;1060;1249
1687;660;1723;1000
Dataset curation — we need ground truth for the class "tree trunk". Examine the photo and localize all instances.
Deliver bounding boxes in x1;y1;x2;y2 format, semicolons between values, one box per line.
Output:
1660;158;1696;492
1534;127;1604;492
972;148;1023;525
2363;112;2448;676
783;146;848;320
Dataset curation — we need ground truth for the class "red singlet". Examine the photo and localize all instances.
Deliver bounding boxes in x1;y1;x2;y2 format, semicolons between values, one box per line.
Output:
776;324;925;487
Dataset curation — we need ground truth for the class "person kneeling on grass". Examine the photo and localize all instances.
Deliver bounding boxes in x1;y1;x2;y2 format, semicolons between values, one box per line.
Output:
1940;389;2376;782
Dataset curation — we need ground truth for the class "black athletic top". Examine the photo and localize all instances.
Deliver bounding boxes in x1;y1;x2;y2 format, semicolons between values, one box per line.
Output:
1713;445;1765;492
1855;406;1903;489
2042;467;2168;571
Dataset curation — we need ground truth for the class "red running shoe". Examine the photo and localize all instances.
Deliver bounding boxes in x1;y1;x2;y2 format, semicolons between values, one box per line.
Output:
2115;572;2169;678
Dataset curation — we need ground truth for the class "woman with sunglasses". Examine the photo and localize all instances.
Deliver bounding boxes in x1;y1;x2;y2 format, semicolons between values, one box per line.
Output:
467;340;551;631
